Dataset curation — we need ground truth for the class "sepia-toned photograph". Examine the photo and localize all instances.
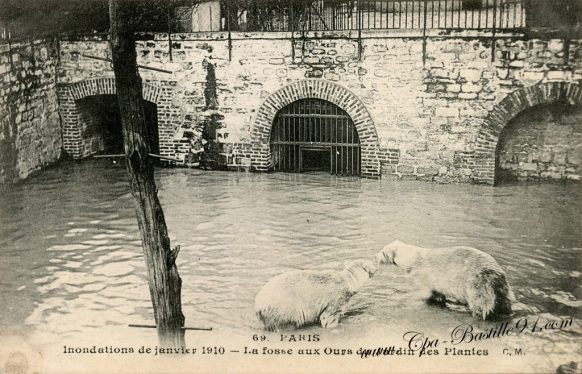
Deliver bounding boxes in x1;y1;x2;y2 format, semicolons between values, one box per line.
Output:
0;0;580;373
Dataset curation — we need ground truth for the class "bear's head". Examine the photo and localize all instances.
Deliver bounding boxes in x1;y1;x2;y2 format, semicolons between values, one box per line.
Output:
376;240;424;272
342;259;378;293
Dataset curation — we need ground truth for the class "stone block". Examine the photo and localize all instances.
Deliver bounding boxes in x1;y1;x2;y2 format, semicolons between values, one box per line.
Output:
520;162;538;171
435;107;460;118
536;50;553;59
397;165;415;174
382;174;400;181
481;71;495;79
459;69;481;82
497;69;510;80
303;56;320;65
547;40;564;53
268;58;285;65
522;71;545;81
458;92;478;100
461;83;482;93
431;68;452;79
546;70;572;81
324;72;340;81
417;167;439;175
446;84;461;93
417;175;435;182
381;164;396;174
335;55;350;63
509;60;525;68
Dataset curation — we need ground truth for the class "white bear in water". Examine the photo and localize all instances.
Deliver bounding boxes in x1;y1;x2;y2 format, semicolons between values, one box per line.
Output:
255;260;378;330
376;240;513;320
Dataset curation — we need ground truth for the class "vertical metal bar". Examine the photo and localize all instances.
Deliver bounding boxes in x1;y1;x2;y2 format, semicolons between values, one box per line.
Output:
398;0;402;28
290;3;295;59
485;0;489;28
368;0;372;29
445;0;452;28
395;0;399;29
472;1;476;28
349;124;353;176
477;0;481;29
422;0;428;66
437;0;441;28
308;115;311;143
341;119;346;175
358;1;363;60
491;0;497;61
293;116;296;171
457;0;461;28
167;8;173;62
227;3;232;61
334;117;338;175
461;0;469;29
379;0;383;28
432;0;435;28
499;0;504;29
283;118;289;172
404;0;408;28
512;1;516;28
358;147;361;176
309;2;312;30
281;120;285;171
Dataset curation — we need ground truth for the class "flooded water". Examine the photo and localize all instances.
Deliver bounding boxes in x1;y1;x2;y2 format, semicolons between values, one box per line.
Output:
0;159;580;373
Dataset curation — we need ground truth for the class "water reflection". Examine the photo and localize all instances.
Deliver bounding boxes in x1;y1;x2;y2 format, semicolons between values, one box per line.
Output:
0;160;580;372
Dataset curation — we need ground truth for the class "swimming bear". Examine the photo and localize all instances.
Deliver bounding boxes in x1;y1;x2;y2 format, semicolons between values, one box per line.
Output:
255;260;378;331
376;240;513;320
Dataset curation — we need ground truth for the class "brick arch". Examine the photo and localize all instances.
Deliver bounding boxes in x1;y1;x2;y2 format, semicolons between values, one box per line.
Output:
250;79;381;178
68;77;162;103
58;78;164;159
473;81;582;185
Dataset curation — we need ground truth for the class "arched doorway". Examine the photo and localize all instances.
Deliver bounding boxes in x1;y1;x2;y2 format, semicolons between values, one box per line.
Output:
472;82;582;185
250;79;381;178
495;103;582;184
270;98;361;176
58;78;164;160
75;94;159;156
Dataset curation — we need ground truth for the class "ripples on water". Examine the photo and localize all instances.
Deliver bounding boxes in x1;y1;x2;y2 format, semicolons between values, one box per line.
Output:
0;159;580;371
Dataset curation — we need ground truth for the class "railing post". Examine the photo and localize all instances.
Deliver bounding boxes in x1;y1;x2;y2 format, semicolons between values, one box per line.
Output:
422;0;428;67
227;2;232;61
290;3;295;61
491;0;497;62
167;7;173;62
358;0;362;61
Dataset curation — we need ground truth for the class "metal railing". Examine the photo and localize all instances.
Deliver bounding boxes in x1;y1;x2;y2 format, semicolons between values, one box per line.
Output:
222;0;526;32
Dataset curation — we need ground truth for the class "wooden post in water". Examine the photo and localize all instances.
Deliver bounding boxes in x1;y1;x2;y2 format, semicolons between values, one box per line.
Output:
108;0;185;348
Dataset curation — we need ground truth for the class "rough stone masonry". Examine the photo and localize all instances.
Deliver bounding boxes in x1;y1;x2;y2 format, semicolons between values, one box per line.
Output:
0;38;62;184
1;29;581;184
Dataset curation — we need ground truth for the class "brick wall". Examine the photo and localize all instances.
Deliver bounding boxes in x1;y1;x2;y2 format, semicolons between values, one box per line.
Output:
0;38;62;184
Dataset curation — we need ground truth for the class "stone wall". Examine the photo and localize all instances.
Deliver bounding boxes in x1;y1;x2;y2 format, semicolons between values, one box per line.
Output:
0;38;62;184
497;103;582;182
55;31;582;183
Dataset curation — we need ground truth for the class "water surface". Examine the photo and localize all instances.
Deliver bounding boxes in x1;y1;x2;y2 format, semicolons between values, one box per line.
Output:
0;160;580;372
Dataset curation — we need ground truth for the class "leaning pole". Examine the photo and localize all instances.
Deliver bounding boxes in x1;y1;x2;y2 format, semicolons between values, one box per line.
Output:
108;0;185;348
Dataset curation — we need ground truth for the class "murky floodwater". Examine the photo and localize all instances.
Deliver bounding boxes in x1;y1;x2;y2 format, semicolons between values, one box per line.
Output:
0;160;580;373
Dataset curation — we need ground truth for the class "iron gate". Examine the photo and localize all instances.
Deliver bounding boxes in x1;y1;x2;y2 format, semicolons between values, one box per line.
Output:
270;98;361;176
